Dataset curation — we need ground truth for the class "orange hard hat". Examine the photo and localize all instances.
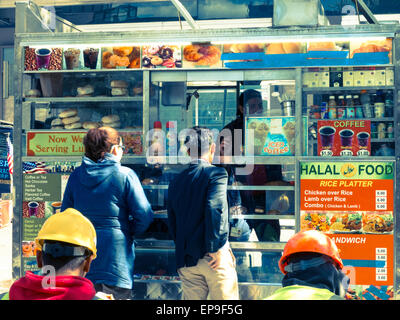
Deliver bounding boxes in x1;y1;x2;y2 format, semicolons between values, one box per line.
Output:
279;230;343;274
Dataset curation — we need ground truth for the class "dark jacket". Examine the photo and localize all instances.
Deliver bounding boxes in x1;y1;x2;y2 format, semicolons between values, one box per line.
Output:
61;153;153;289
167;160;229;269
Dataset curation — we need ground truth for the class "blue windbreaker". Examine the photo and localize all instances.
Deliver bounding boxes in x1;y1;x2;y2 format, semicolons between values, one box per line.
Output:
61;153;153;289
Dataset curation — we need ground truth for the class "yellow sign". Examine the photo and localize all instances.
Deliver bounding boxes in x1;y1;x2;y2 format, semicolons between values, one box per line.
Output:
27;132;86;156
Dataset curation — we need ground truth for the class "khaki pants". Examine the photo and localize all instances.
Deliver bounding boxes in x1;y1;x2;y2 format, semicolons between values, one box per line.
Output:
178;246;239;300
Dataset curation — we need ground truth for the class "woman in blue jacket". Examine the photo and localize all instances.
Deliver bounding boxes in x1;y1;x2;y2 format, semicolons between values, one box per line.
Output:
61;126;153;300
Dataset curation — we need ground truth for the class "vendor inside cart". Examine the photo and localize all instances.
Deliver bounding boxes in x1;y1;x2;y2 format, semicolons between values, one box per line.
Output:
218;88;293;242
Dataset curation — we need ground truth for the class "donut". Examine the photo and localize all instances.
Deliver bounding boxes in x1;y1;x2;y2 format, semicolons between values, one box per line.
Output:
151;56;163;66
183;45;221;66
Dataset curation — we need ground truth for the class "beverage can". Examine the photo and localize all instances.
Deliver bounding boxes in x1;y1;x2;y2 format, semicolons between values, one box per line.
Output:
371;122;378;139
320;103;328;119
363;103;374;118
374;103;385;118
328;107;337;119
347;107;355;118
377;122;386;139
337;107;346;119
355;106;364;118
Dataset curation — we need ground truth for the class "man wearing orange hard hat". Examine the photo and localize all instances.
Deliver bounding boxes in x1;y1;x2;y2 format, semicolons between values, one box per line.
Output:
266;230;349;300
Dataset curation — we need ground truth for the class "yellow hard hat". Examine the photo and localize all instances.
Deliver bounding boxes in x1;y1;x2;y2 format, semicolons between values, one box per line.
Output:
35;208;97;259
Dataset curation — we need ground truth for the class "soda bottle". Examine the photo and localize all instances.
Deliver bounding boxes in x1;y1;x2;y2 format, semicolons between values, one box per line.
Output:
346;95;355;118
328;95;337;119
337;95;346;119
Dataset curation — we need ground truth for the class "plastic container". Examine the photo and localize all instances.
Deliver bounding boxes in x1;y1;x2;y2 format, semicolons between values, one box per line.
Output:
166;121;177;156
149;121;164;156
360;90;374;118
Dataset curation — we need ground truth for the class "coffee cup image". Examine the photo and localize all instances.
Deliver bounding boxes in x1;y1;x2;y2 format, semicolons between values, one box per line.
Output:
35;48;51;69
357;132;370;148
319;126;336;149
339;129;354;148
51;201;62;214
249;121;270;155
282;121;296;155
28;201;39;217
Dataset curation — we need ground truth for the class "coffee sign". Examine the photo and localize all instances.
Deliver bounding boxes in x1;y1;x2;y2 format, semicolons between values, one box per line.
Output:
317;120;371;157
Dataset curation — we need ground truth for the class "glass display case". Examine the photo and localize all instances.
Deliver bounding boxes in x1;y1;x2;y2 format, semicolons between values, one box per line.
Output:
12;2;400;300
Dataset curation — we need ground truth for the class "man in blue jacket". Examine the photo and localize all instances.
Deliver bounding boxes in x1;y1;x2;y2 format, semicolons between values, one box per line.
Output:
61;127;153;299
167;126;239;300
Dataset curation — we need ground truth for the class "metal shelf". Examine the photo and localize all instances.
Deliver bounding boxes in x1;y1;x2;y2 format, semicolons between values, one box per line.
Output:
143;185;295;191
24;96;143;103
371;138;395;143
309;117;395;122
151;213;294;220
134;239;286;251
303;86;395;93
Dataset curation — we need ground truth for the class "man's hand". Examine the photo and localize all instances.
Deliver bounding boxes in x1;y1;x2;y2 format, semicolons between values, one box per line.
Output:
207;250;223;270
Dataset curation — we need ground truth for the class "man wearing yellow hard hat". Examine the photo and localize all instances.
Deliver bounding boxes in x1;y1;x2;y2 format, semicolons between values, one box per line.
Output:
0;208;110;300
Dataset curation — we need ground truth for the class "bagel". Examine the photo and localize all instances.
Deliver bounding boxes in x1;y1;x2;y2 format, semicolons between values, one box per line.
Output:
83;121;100;129
101;115;120;124
59;108;78;119
111;88;128;96
308;42;336;51
62;116;80;125
51;126;64;130
106;121;121;129
77;85;94;96
111;80;129;88
266;43;285;54
64;122;83;130
51;118;63;126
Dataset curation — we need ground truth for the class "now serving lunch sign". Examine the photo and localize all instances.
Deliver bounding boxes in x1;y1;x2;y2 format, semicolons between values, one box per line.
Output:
26;131;86;156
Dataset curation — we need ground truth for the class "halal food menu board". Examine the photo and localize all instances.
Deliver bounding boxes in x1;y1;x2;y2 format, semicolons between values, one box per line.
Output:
300;161;394;300
21;161;79;274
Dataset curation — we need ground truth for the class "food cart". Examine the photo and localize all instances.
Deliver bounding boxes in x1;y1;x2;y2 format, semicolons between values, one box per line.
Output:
12;1;399;300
